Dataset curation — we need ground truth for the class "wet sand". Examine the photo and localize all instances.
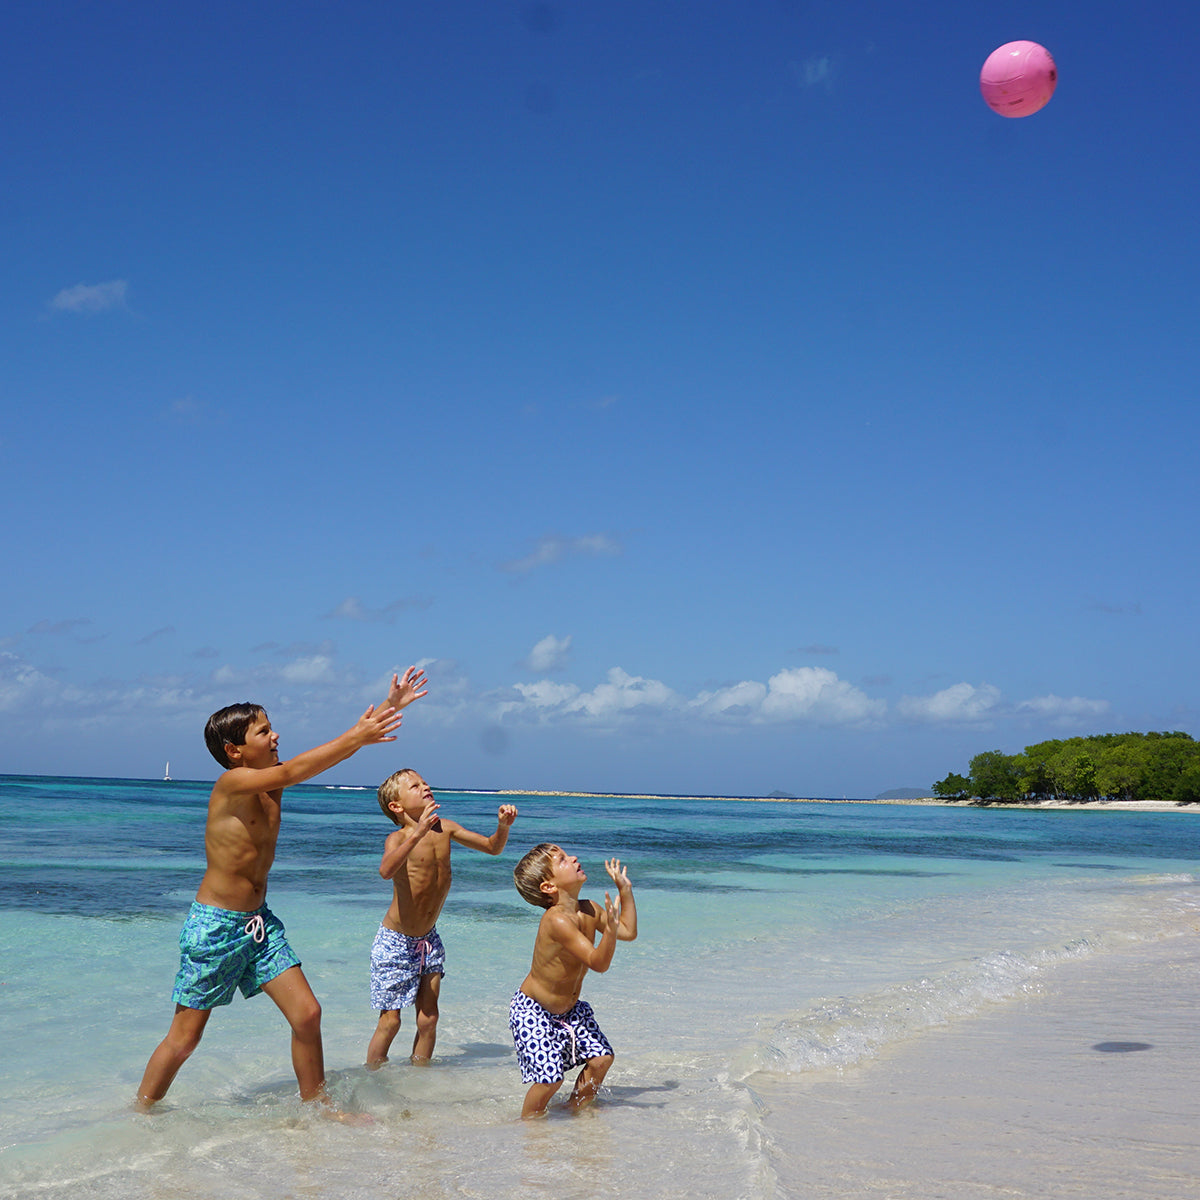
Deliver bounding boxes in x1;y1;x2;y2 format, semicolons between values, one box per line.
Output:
753;933;1200;1198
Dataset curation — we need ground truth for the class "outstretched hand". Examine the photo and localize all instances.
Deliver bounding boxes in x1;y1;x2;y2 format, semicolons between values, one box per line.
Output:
603;889;621;929
388;666;428;711
605;858;631;891
354;704;403;745
417;798;441;834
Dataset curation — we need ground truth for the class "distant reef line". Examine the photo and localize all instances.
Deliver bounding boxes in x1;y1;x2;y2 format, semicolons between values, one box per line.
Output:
493;789;916;803
489;790;1197;811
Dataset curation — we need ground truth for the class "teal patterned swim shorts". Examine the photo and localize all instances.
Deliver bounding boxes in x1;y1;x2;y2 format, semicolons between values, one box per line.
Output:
171;901;300;1010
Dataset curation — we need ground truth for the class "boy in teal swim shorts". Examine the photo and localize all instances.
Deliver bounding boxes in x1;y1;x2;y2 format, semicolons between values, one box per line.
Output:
136;667;427;1116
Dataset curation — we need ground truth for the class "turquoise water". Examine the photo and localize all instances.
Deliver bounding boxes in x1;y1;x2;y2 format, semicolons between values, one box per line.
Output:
2;775;1198;1198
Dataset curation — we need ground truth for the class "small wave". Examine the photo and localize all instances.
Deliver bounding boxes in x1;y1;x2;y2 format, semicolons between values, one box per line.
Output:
747;939;1106;1076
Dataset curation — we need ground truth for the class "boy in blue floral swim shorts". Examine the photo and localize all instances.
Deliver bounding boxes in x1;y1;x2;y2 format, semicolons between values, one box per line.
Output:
136;667;427;1116
365;769;517;1065
510;843;637;1118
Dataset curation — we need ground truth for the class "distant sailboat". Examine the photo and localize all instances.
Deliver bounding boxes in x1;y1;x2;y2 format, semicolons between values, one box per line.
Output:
163;761;171;781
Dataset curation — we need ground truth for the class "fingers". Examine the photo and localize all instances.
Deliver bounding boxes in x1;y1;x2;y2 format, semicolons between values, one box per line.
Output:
402;665;429;694
605;857;630;887
369;705;403;739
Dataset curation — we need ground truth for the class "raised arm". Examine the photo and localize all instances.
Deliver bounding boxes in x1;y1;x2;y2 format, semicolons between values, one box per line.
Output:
448;804;518;855
384;666;428;713
604;858;637;941
221;705;402;796
548;897;621;973
379;799;441;879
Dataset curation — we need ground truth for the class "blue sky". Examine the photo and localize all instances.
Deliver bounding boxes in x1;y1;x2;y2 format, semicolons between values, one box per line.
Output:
2;1;1196;796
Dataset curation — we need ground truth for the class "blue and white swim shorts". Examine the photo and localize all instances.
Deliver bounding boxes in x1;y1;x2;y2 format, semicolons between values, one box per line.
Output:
509;990;613;1084
171;901;300;1010
370;925;446;1011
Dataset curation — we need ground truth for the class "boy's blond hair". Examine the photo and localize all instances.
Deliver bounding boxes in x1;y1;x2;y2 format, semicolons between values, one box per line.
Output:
377;768;418;824
513;842;559;908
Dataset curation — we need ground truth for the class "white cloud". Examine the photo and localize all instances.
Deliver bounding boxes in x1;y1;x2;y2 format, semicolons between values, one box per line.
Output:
325;596;432;623
50;279;128;314
501;533;622;574
690;679;768;717
526;634;572;673
1015;694;1110;721
500;665;881;728
280;654;340;685
760;667;885;723
563;668;678;719
896;682;1002;723
792;56;835;89
0;652;61;712
503;679;582;714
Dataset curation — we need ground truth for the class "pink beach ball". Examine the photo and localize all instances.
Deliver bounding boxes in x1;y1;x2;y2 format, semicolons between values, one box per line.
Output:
979;41;1057;117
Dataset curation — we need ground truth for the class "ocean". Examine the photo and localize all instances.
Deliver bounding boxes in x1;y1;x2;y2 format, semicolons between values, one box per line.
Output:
1;774;1198;1199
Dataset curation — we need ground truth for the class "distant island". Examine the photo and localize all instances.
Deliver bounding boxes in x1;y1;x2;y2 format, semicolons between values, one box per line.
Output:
932;731;1200;805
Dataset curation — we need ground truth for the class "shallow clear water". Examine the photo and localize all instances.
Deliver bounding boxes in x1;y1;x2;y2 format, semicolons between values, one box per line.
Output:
2;775;1198;1198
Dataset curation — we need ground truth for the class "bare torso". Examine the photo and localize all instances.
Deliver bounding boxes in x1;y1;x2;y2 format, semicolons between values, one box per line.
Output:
381;825;454;936
195;787;283;912
520;901;600;1013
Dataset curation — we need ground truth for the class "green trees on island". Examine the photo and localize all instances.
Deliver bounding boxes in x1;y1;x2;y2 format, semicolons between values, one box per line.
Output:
932;732;1200;805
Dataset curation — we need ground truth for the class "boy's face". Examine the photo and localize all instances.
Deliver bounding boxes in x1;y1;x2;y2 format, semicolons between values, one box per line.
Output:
226;711;278;770
543;845;586;899
389;771;434;819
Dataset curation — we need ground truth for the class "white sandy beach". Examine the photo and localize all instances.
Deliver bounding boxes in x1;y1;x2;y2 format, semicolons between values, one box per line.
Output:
500;790;1198;812
753;933;1200;1198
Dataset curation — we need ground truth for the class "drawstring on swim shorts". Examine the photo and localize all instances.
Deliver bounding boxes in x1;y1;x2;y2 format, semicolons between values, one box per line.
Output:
414;937;431;972
551;1015;578;1061
244;913;266;943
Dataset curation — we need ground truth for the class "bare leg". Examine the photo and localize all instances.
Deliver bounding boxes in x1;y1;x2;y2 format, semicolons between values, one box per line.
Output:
136;1005;212;1108
261;966;325;1102
521;1079;563;1119
410;973;441;1063
566;1054;613;1112
366;1009;402;1068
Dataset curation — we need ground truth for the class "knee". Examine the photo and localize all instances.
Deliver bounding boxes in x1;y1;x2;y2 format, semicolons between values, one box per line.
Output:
591;1053;614;1076
290;996;322;1040
415;1006;439;1036
167;1026;204;1060
377;1009;401;1035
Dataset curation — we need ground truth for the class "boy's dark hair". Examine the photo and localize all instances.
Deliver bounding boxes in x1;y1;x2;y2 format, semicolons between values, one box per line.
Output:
377;768;418;824
204;702;266;768
514;843;559;908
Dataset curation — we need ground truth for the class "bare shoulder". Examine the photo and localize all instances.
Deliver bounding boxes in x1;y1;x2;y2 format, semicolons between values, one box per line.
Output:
212;765;274;801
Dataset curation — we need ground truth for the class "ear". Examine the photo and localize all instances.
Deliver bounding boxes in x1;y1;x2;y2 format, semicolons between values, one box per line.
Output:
224;742;244;766
388;799;404;817
539;879;557;900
